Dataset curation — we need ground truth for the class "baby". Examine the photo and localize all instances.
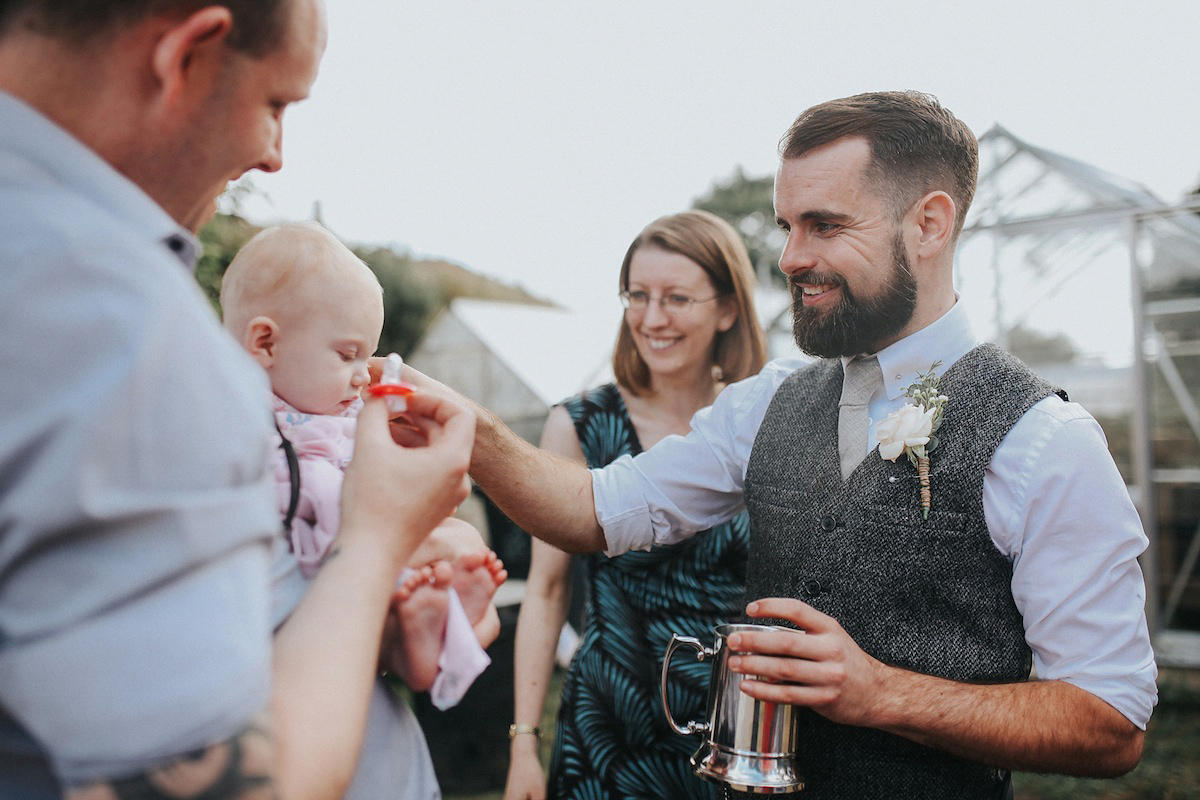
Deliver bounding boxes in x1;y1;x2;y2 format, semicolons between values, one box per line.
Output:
220;222;504;796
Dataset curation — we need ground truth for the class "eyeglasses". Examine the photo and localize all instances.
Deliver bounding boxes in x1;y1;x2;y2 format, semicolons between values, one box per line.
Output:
618;289;721;314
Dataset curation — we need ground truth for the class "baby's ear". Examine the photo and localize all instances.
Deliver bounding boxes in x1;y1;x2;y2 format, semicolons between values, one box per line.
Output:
245;316;279;368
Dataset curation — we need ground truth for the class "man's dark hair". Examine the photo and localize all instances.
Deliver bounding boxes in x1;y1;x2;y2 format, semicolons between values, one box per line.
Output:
780;91;978;237
0;0;289;56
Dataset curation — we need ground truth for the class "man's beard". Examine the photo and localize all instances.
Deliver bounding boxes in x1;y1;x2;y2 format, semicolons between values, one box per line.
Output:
790;233;918;358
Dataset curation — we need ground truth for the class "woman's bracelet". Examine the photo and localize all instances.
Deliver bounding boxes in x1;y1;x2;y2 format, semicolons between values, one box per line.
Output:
508;723;541;740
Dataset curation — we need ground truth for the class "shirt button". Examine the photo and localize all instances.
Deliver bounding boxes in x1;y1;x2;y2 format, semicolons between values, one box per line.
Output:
819;515;837;532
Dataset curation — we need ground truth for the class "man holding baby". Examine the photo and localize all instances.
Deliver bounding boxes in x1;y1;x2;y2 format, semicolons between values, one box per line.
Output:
0;1;473;798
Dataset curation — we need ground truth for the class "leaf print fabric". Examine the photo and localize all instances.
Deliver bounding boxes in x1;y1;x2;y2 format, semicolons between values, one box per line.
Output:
546;383;749;800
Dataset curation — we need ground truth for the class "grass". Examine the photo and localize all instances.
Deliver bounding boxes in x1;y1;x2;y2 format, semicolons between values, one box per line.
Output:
1012;669;1200;799
442;667;563;800
445;669;1200;800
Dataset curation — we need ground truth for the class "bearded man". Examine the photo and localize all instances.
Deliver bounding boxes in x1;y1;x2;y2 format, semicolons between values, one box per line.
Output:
405;91;1156;799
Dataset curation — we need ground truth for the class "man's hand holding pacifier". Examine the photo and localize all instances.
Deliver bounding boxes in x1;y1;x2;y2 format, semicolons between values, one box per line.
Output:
346;360;474;569
366;353;416;413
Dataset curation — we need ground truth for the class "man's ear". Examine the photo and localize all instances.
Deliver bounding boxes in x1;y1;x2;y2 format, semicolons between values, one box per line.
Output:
911;190;956;260
245;315;279;369
150;6;234;107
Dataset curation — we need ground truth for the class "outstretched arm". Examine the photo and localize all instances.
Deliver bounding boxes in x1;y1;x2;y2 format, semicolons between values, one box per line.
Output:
729;598;1144;777
401;365;606;554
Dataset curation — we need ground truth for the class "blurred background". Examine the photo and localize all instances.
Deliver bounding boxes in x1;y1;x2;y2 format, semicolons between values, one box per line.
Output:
199;2;1200;795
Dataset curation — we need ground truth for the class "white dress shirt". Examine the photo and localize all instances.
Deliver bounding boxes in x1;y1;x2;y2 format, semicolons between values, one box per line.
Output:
0;91;279;789
594;302;1157;729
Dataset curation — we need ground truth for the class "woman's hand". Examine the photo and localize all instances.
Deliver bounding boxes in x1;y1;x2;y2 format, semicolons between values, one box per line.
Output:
502;741;548;800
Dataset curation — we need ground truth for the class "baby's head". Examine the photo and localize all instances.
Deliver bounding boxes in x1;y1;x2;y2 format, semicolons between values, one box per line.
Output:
221;222;384;415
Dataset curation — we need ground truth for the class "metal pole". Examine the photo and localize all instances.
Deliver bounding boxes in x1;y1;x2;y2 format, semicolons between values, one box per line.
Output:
1162;519;1200;628
991;233;1006;351
1128;214;1160;635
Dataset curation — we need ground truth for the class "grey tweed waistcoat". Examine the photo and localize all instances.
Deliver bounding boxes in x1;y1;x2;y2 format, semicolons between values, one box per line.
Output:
739;343;1062;800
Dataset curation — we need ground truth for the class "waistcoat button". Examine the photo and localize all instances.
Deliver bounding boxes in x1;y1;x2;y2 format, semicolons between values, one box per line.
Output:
802;579;823;597
818;515;837;532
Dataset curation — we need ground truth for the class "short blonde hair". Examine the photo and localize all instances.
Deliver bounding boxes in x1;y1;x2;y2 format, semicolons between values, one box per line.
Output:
219;221;380;336
613;210;766;396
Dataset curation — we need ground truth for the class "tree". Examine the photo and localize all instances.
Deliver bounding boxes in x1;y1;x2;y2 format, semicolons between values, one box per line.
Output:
692;166;785;286
196;212;260;311
1005;324;1080;365
354;245;444;357
196;212;551;358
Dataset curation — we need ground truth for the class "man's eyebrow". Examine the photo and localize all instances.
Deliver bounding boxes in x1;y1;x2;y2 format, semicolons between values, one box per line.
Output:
799;209;853;224
775;209;854;228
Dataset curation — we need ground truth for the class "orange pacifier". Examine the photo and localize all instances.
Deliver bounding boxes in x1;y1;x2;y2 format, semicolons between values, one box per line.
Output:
366;352;416;412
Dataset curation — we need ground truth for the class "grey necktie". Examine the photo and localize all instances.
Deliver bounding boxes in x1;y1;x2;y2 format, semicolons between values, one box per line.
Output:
838;355;881;479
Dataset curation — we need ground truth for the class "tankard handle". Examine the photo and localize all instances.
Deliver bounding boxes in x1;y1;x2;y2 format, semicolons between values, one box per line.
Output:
661;633;714;736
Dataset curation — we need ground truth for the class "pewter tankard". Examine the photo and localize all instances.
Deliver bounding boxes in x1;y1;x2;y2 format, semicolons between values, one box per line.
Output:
660;623;804;794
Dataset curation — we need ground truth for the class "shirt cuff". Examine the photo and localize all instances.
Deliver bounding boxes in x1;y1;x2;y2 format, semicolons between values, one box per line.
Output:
592;456;654;557
1059;663;1159;730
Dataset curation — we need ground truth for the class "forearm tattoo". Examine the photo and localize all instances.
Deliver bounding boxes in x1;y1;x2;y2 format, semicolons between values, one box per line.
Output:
65;718;275;800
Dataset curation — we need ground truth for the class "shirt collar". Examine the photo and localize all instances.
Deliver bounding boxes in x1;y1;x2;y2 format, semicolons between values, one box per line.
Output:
840;300;979;400
0;91;200;270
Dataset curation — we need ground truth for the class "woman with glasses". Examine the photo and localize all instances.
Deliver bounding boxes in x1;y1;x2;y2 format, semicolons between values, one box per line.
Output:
504;210;767;800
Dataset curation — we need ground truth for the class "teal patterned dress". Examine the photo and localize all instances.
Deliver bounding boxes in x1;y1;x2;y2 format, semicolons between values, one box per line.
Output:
547;383;750;800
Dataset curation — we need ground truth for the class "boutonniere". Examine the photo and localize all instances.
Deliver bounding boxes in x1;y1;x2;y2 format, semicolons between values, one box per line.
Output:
876;363;947;519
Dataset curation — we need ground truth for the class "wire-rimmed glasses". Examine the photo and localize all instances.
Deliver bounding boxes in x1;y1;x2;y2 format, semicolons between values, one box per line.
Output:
619;290;721;314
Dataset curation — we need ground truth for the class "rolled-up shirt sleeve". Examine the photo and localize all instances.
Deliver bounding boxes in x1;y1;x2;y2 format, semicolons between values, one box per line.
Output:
595;359;803;556
987;398;1158;729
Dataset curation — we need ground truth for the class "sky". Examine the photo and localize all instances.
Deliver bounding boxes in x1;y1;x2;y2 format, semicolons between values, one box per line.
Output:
235;0;1200;323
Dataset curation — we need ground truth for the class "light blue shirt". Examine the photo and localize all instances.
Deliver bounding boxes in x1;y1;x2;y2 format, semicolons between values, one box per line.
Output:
0;92;279;788
594;302;1158;729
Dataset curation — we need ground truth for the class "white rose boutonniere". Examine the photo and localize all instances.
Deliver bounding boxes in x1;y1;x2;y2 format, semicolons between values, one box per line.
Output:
876;404;935;461
876;363;947;519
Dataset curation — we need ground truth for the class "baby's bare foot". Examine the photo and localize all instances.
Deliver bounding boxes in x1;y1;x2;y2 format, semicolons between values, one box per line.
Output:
383;563;453;691
451;550;507;630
